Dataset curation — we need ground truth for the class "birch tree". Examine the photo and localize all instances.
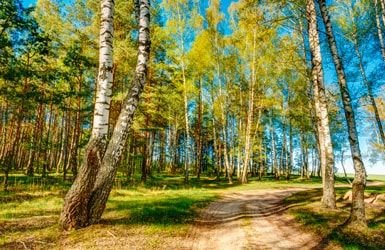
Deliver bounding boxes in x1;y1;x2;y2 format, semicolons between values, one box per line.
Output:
318;0;366;225
334;0;385;149
60;0;151;229
374;0;385;61
306;0;336;209
207;0;233;184
162;0;199;184
87;0;151;223
60;0;114;229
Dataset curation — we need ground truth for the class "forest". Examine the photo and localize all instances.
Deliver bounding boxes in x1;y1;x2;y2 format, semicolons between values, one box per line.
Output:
1;0;385;249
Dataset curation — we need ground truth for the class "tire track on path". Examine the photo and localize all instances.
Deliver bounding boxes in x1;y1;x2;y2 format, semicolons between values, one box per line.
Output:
185;189;327;250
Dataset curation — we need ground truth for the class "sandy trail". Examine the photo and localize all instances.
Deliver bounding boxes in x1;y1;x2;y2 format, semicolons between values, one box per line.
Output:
185;189;324;250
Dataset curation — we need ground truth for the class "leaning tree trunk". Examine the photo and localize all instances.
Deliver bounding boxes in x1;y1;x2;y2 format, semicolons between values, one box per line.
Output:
375;0;385;61
380;0;385;33
306;0;336;209
318;0;366;225
60;0;114;230
86;0;151;224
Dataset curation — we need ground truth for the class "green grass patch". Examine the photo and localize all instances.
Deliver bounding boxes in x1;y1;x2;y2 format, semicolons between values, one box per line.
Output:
0;175;222;249
104;188;218;225
284;184;385;249
1;173;383;249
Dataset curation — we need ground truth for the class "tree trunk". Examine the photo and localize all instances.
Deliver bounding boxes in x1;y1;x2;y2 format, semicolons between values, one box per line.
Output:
60;0;115;230
171;121;178;174
141;131;148;184
286;121;293;180
375;0;385;61
340;150;352;185
68;76;83;177
270;114;279;179
216;57;231;184
159;130;166;173
56;113;65;174
26;103;44;176
196;78;203;180
211;100;220;181
300;131;308;179
306;0;336;209
280;118;287;178
241;28;257;184
379;0;385;33
147;130;155;178
86;0;151;224
318;0;366;224
174;4;190;185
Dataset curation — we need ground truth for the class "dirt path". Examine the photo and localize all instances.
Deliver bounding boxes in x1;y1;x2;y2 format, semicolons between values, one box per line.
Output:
185;189;324;250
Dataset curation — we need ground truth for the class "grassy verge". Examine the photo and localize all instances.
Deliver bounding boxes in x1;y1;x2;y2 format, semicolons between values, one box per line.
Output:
0;173;327;249
284;184;385;249
0;176;219;249
1;173;382;249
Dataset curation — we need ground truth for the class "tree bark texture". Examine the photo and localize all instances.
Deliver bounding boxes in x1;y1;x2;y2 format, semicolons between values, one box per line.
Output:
306;0;336;209
318;0;366;224
87;0;151;224
61;0;150;229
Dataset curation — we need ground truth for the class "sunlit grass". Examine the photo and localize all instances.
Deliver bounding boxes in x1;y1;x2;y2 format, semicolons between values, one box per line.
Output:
336;173;385;182
284;185;385;249
0;175;221;249
1;173;384;249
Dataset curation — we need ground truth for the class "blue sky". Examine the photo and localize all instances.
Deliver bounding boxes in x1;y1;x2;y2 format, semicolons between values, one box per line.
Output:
21;0;385;175
22;0;35;7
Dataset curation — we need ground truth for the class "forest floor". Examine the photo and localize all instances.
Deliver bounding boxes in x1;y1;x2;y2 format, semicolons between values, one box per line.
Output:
1;174;385;249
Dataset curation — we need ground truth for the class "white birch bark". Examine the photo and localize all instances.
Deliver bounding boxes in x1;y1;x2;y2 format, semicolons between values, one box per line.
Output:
241;28;257;184
60;0;115;230
174;3;191;184
87;0;151;223
375;0;385;61
306;0;336;209
318;0;366;225
60;0;150;228
92;0;114;138
269;114;278;179
215;43;232;184
380;0;385;28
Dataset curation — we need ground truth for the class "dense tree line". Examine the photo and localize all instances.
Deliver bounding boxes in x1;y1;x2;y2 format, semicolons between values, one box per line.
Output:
1;0;385;228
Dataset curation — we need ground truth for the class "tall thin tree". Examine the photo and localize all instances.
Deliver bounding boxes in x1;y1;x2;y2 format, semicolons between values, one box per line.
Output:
60;0;114;229
318;0;366;225
306;0;336;209
60;0;151;229
87;0;151;224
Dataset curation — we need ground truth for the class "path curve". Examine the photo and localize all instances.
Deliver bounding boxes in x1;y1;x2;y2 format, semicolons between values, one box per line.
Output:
185;189;325;250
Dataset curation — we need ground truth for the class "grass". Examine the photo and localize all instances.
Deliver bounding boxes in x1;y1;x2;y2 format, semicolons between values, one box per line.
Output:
284;184;385;249
0;175;222;249
1;173;324;249
1;173;385;249
336;173;385;182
